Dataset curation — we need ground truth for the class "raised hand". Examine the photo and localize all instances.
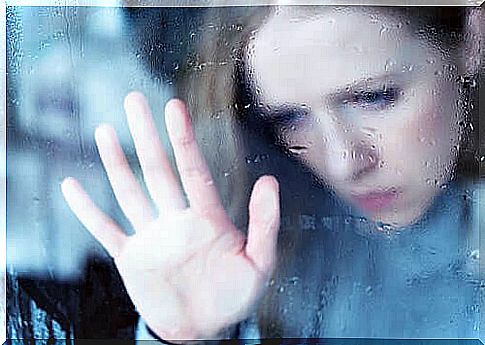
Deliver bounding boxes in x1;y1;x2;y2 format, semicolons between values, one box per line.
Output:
60;92;280;342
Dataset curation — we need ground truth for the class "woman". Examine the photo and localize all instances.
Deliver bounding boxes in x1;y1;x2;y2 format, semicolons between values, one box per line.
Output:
61;5;482;342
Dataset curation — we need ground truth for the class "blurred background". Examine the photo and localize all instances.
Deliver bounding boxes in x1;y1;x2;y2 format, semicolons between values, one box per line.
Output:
6;5;205;281
6;6;211;338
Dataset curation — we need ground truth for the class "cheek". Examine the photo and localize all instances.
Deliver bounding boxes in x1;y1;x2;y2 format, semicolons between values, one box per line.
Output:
415;96;460;175
415;80;462;160
379;100;457;184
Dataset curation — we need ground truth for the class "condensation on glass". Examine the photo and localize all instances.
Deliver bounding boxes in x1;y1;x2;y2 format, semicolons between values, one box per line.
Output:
6;5;483;341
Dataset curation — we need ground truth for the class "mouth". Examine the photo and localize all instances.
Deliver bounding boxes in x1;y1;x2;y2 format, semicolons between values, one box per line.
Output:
350;188;401;212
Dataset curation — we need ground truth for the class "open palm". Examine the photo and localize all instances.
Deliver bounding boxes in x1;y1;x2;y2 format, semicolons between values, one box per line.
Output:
61;92;280;342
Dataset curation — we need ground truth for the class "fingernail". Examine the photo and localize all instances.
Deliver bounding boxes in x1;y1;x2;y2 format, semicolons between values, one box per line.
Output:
95;124;109;142
124;92;150;121
165;101;186;139
60;177;76;195
124;91;144;109
60;177;70;191
95;124;115;147
261;177;279;221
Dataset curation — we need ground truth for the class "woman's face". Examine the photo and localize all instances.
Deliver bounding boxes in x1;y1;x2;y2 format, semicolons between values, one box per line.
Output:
248;7;464;227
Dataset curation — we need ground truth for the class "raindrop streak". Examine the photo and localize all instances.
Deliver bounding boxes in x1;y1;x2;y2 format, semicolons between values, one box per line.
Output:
288;146;308;155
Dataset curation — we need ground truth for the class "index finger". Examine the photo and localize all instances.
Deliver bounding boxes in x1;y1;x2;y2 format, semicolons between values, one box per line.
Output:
164;99;228;221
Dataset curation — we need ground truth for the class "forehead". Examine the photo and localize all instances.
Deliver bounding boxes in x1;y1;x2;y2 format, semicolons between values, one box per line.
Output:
248;7;431;105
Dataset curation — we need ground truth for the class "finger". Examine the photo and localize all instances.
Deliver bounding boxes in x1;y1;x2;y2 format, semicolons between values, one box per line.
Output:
164;99;227;220
246;175;280;274
124;92;186;211
61;177;128;259
95;124;155;230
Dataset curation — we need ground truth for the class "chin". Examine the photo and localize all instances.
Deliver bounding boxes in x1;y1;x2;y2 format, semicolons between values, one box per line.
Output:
367;196;433;229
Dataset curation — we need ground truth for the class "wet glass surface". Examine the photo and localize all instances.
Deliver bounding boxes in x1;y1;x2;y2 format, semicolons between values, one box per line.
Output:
6;5;484;342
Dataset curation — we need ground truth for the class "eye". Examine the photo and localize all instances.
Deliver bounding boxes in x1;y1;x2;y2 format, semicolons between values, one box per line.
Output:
350;87;399;112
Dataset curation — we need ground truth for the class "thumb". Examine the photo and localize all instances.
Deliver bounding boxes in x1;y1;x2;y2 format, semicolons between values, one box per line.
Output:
246;175;280;275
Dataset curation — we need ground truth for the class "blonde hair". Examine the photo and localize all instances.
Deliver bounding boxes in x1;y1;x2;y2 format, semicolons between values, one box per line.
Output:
175;7;273;226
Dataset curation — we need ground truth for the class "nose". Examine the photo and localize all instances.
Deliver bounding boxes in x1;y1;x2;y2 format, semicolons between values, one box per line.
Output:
322;122;379;183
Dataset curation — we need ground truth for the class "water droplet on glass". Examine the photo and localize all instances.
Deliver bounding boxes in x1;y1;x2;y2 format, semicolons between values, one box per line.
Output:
470;250;479;260
384;58;396;72
376;223;393;234
288;146;308;155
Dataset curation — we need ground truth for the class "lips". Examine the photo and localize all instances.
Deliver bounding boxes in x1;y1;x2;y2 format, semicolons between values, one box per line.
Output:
350;188;400;212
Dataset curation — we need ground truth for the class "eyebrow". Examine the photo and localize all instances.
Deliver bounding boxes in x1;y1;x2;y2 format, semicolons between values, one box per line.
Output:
259;71;406;115
328;72;403;103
